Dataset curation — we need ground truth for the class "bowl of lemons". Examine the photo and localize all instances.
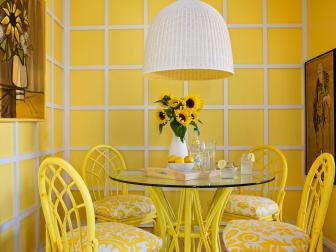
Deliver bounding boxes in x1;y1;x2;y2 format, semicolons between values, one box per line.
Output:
168;155;195;171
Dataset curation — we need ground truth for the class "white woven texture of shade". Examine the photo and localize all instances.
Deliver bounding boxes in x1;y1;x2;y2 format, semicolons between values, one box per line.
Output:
143;0;234;80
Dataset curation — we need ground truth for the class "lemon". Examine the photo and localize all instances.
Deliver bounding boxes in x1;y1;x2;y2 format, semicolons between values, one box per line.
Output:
168;155;177;163
175;157;185;163
218;160;227;169
184;156;194;163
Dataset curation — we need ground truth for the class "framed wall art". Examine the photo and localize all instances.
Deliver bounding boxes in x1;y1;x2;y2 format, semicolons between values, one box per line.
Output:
0;0;45;120
305;49;336;182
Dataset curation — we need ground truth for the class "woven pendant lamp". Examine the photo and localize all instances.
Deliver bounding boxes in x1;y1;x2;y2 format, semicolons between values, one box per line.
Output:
143;0;234;80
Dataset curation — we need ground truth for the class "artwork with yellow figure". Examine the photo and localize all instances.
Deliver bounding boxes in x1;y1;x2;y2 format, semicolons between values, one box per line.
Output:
305;50;335;181
0;0;45;120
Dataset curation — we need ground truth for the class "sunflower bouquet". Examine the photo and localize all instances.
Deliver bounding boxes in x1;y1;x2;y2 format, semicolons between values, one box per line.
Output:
156;93;203;142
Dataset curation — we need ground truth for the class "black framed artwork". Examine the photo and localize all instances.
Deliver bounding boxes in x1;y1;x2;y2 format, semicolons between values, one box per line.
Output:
305;49;336;183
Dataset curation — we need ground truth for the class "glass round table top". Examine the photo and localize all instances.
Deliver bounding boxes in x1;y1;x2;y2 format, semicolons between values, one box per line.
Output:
109;170;275;188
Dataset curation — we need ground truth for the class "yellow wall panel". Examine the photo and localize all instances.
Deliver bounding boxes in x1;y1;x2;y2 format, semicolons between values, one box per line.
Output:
268;28;302;64
54;0;64;22
109;30;144;65
0;227;15;252
70;30;105;66
119;150;144;169
45;61;51;103
228;150;246;165
70;111;105;146
19;159;36;212
149;151;169;168
267;0;301;24
148;80;184;105
228;69;264;105
269;109;304;146
189;79;224;105
149;110;171;146
20;213;36;252
148;0;175;23
39;109;51;152
54;109;64;148
308;0;336;58
269;69;303;104
202;0;222;14
229;28;263;64
70;70;105;106
46;15;51;57
282;150;305;187
70;0;105;26
229;110;264;146
0;164;14;224
227;0;262;24
282;190;302;222
109;70;144;105
110;110;144;146
54;22;63;63
18;123;35;154
0;123;14;157
109;0;144;25
54;65;64;105
189;110;224;145
70;150;86;174
324;190;336;243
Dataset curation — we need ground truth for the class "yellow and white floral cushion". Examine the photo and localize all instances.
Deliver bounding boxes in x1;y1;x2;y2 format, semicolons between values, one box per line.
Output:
94;195;156;220
224;195;279;218
223;220;310;252
68;222;162;252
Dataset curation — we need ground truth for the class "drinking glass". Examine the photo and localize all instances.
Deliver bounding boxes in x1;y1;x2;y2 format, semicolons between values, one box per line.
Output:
203;140;216;170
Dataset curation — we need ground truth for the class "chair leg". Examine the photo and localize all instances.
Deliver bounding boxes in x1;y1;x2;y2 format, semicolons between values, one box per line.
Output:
316;232;323;252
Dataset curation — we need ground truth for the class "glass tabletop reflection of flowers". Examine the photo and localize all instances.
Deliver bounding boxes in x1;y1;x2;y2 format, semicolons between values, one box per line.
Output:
156;93;204;142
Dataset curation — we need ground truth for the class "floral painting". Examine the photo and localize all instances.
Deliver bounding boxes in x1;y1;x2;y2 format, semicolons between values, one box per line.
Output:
0;0;45;120
305;49;336;183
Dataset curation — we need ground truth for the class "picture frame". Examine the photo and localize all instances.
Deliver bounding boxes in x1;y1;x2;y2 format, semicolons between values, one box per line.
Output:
305;49;336;183
0;0;45;121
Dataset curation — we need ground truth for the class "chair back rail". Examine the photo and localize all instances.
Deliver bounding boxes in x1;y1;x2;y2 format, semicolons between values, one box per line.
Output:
297;153;335;252
82;145;128;202
239;145;288;212
39;157;98;252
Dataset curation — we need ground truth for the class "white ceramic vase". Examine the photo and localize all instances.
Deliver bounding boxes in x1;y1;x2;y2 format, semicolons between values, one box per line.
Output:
169;134;188;157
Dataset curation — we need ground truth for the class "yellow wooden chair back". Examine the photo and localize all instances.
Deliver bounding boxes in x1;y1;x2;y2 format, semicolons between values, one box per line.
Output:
38;157;98;252
297;153;335;252
82;145;128;202
241;145;288;213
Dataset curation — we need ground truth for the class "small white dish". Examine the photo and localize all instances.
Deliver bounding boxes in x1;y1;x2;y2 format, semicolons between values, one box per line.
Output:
168;163;195;172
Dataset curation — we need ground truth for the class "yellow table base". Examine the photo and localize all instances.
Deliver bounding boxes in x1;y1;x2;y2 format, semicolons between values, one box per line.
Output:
147;187;232;252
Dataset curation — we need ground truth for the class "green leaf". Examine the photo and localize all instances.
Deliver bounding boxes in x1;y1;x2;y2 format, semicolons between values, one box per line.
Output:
0;39;6;51
170;120;187;142
198;119;203;124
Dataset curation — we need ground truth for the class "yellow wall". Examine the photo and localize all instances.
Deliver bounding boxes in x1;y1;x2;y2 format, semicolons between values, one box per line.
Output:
0;0;64;251
308;0;336;244
69;0;305;223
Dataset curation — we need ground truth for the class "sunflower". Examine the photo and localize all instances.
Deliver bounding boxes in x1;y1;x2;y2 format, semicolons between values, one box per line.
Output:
183;95;203;110
159;92;172;101
175;108;192;126
168;97;182;108
23;9;29;26
157;109;169;125
1;2;23;43
187;109;199;122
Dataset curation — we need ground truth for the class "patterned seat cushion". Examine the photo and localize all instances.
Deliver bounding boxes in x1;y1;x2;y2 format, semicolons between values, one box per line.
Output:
68;222;162;252
223;220;310;252
224;195;279;218
94;195;156;220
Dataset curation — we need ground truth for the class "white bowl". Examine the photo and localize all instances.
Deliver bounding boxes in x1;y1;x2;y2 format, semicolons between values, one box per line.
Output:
168;163;195;172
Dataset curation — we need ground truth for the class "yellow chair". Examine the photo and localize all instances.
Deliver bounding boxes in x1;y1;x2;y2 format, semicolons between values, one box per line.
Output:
223;153;335;252
222;145;288;222
38;157;162;252
82;145;157;226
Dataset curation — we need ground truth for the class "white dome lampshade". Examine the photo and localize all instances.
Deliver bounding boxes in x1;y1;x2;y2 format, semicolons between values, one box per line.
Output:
143;0;234;80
